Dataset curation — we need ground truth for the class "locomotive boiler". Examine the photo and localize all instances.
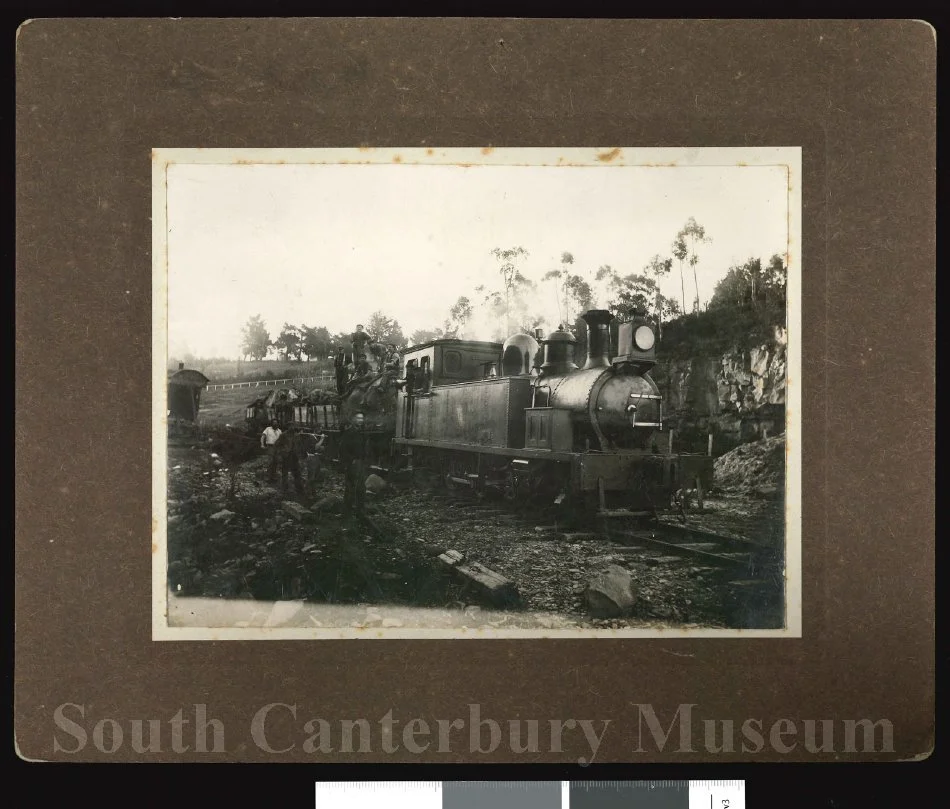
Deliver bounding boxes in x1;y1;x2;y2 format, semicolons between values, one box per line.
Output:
394;309;713;517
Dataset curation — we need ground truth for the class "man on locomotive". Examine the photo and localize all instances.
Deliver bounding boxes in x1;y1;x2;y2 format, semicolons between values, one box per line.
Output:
339;411;369;515
384;343;401;372
355;353;371;378
351;323;370;360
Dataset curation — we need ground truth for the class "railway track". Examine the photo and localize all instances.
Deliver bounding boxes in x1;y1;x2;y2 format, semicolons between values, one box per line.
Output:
423;487;780;572
417;487;786;626
609;521;781;575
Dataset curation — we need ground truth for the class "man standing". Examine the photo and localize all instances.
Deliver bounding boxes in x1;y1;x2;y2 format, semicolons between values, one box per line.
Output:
333;347;348;395
351;324;370;360
339;411;369;515
261;419;281;482
305;431;327;497
274;424;305;495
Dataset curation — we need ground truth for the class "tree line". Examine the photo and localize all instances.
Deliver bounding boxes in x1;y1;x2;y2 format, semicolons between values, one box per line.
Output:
237;215;787;361
240;311;410;361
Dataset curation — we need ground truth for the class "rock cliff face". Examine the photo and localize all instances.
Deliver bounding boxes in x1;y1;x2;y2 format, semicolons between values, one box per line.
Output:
652;326;787;452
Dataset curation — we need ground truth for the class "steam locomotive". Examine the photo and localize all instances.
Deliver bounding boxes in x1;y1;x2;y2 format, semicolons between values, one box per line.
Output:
393;309;713;517
251;309;713;517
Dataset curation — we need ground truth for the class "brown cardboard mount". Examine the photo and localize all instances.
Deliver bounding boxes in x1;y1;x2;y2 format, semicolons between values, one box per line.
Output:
15;18;934;764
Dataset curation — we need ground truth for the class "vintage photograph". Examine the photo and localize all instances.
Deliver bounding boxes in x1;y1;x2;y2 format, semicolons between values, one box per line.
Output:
152;147;801;638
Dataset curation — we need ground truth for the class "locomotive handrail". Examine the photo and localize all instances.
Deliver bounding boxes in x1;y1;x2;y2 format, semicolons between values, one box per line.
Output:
627;392;644;428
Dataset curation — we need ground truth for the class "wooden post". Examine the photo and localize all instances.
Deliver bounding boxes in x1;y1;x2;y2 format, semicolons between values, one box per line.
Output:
668;429;675;454
708;432;714;457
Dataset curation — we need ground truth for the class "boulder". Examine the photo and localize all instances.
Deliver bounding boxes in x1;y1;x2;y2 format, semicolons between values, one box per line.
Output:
585;564;637;618
281;501;312;521
311;495;344;514
750;346;770;378
365;474;388;494
209;509;235;522
416;539;447;557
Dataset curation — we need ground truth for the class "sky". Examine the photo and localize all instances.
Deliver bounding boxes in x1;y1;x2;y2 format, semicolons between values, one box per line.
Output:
165;156;790;358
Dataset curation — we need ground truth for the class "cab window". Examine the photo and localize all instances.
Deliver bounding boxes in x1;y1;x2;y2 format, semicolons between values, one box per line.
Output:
443;350;462;374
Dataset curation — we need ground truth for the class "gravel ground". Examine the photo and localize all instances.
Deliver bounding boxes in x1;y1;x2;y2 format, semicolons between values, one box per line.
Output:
164;443;785;631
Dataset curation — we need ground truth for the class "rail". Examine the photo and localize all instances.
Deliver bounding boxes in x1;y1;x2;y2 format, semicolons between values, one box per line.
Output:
205;374;331;391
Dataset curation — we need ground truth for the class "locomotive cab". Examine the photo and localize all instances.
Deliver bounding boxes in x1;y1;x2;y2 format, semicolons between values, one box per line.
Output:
400;338;504;386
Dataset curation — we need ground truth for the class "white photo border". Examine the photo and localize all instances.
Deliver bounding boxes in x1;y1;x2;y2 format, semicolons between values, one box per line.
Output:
151;146;802;640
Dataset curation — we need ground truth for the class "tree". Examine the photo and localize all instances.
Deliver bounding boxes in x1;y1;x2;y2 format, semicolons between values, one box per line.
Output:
595;263;679;326
240;315;271;360
671;234;688;312
273;323;302;361
443;296;474;337
709;255;787;311
366;310;408;347
489;246;531;334
330;331;353;352
543;251;575;324
299;325;332;362
606;272;659;317
644;254;674;338
710;264;751;309
762;253;788;305
543;251;593;325
676;217;712;312
410;327;444;345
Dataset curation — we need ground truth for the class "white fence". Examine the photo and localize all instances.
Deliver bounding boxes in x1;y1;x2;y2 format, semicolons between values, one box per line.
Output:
205;374;331;391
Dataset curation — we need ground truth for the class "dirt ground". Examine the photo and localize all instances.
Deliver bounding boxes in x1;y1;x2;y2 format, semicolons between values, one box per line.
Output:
164;438;786;631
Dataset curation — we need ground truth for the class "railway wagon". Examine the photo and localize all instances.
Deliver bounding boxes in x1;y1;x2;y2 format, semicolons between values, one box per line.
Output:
394;310;713;517
277;380;394;468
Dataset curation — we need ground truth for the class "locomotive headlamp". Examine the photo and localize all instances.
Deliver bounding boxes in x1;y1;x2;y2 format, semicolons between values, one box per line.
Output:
634;325;655;351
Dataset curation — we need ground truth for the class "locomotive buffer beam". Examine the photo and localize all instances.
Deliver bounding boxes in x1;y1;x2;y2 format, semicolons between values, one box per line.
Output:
595;477;654;519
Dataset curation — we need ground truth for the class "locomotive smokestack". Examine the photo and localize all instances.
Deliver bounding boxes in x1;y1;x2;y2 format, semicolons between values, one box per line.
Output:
579;309;614;370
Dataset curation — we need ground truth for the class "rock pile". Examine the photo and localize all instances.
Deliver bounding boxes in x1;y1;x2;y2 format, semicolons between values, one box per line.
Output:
713;435;785;497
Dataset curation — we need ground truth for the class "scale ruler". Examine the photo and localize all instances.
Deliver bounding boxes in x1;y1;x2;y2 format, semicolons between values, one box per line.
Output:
314;781;745;808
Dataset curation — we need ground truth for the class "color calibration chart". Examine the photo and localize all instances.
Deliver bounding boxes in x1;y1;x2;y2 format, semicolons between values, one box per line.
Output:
315;781;745;808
